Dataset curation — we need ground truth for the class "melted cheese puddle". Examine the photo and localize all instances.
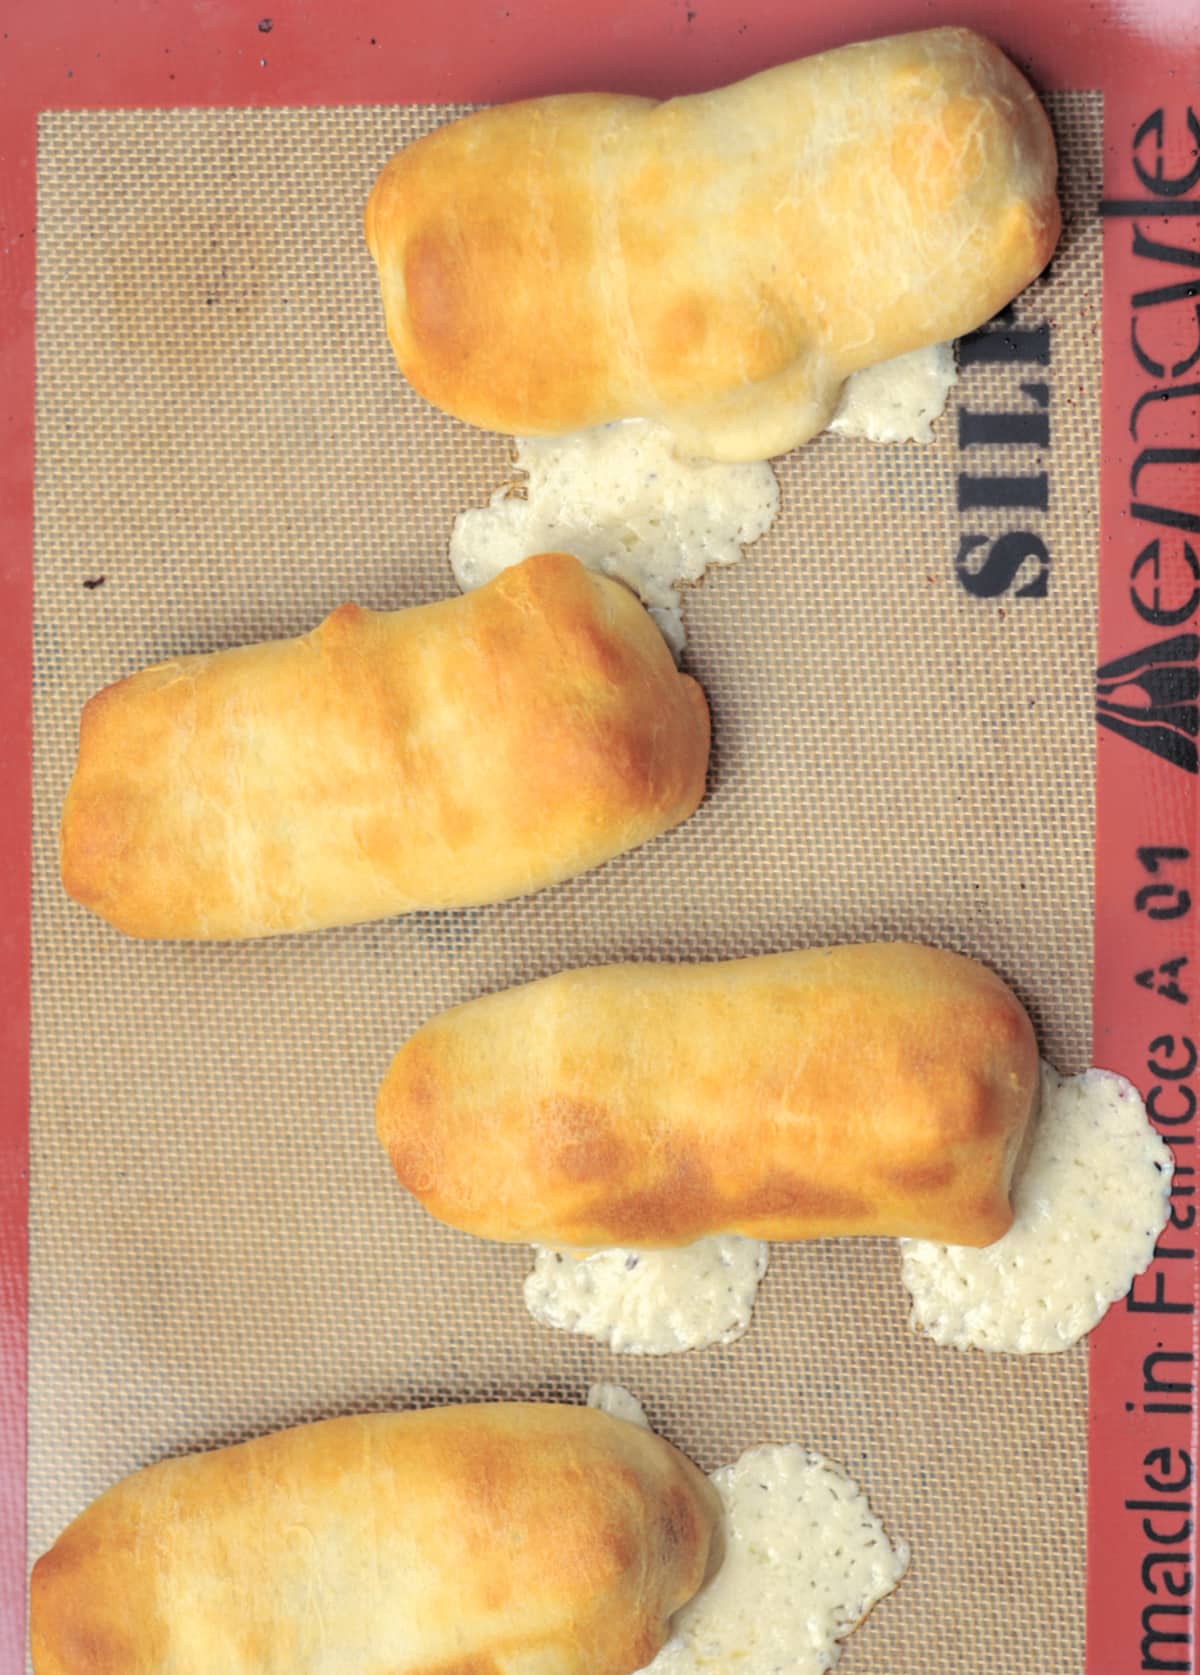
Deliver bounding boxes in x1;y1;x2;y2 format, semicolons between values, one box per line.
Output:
900;1062;1173;1353
644;1444;909;1675
585;1386;910;1675
526;1236;768;1354
450;343;956;651
586;1381;652;1429
828;342;958;442
451;420;778;654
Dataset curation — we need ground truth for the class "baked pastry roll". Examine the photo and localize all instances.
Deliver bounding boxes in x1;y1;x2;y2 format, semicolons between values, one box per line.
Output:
377;943;1039;1249
366;26;1059;461
31;1403;721;1675
59;553;709;940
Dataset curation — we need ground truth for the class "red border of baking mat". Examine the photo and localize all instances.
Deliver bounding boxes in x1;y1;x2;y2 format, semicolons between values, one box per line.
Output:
1091;70;1200;1675
1;3;1197;1669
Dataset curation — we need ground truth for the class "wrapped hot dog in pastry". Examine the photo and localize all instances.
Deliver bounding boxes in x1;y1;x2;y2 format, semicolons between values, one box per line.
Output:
59;553;709;940
366;27;1059;461
377;943;1040;1249
30;1402;722;1675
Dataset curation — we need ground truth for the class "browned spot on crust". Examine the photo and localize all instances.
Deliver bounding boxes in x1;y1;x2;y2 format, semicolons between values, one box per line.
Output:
383;1134;445;1199
888;1158;958;1194
594;1513;639;1582
656;292;711;361
31;1542;140;1674
543;1097;628;1183
968;1193;1014;1246
417;1660;503;1675
584;1156;873;1243
404;225;477;367
736;1175;870;1222
590;1150;717;1244
319;599;370;637
378;1046;449;1195
572;616;639;688
957;1074;1020;1143
656;1480;703;1569
59;790;124;913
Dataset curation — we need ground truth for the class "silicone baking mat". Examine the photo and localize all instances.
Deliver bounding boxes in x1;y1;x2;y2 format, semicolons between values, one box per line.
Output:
3;5;1198;1673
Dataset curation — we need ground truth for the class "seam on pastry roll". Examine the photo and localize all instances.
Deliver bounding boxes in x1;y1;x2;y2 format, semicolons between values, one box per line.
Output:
30;1403;723;1675
58;553;710;940
376;942;1039;1249
365;27;1060;462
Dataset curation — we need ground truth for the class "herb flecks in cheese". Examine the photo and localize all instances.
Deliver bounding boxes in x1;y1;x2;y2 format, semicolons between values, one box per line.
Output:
524;1236;769;1354
579;1396;910;1672
449;420;779;653
829;342;957;443
900;1061;1173;1354
641;1445;909;1675
451;351;957;650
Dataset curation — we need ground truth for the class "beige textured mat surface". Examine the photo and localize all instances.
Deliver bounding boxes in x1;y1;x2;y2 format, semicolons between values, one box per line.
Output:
31;93;1100;1670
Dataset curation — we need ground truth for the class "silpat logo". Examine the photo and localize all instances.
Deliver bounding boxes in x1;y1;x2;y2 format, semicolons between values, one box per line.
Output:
1096;633;1199;774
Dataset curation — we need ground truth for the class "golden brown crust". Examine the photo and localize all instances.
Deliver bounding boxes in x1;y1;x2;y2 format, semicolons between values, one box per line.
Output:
376;943;1040;1248
30;1404;721;1675
58;553;709;940
365;27;1060;461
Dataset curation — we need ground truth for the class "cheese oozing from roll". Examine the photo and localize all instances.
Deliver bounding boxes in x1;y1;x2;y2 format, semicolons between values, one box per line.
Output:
366;27;1058;462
